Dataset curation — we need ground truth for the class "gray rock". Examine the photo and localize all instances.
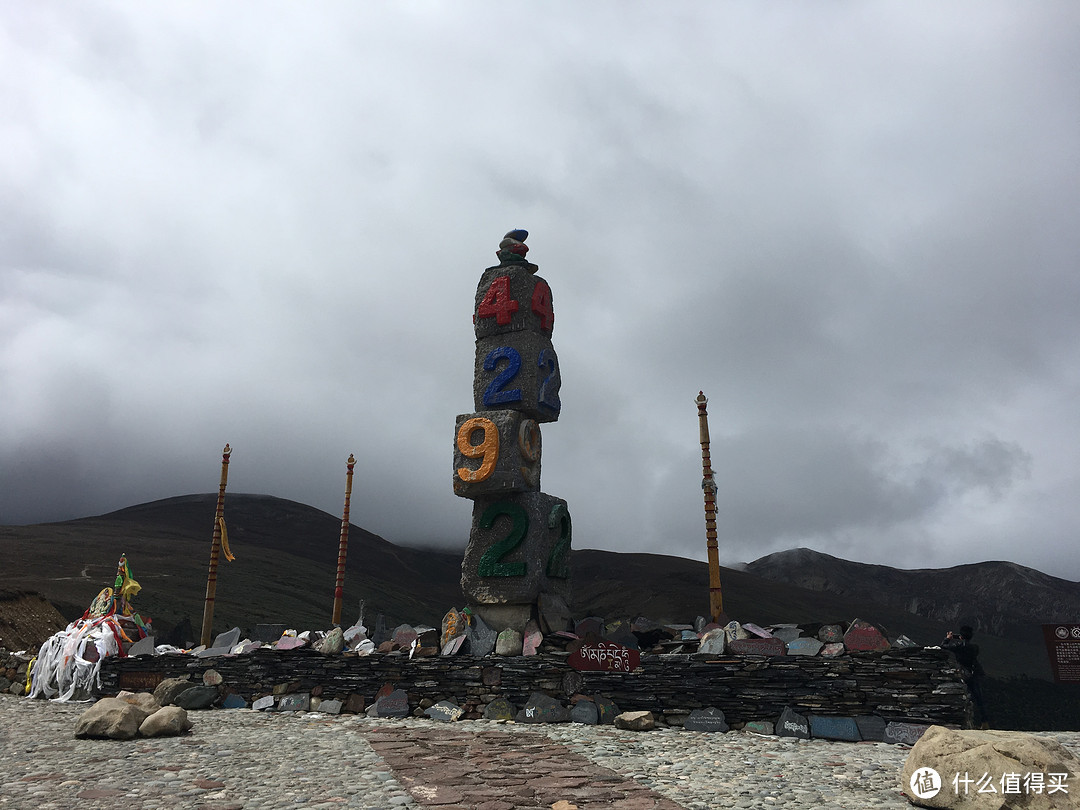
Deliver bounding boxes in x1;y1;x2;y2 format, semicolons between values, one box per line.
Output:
222;693;247;709
537;593;572;634
116;691;162;715
465;613;499;657
153;677;194;707
318;699;343;715
817;624;844;643
252;695;275;711
482;697;516;721
253;623;287;643
570;700;599;725
856;715;887;742
126;635;156;657
212;627;242;650
202;668;223;686
369;689;410;719
769;626;802;644
174;685;218;710
473;265;554;340
139;706;192;737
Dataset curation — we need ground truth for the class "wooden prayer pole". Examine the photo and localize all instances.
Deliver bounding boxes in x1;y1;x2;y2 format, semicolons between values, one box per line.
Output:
331;453;356;626
696;392;723;622
200;443;232;648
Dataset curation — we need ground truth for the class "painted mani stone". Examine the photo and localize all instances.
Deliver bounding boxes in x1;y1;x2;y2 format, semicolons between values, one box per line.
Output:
460;492;571;606
473;333;561;423
473;264;554;340
453;410;541;498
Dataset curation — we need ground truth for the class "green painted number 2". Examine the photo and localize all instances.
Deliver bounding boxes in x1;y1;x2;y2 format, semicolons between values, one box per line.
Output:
478;500;571;579
477;502;528;577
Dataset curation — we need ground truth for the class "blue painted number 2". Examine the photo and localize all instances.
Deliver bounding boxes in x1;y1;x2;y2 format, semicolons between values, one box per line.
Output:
482;347;523;406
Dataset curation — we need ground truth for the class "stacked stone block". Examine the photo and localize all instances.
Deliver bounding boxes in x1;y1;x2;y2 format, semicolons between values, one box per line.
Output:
454;231;569;631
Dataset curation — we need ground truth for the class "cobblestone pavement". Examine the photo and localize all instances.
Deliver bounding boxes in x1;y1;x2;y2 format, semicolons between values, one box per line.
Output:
2;695;1079;810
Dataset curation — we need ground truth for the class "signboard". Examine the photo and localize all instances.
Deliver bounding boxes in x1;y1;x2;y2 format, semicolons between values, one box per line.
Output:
1042;623;1080;683
117;671;165;691
568;641;640;672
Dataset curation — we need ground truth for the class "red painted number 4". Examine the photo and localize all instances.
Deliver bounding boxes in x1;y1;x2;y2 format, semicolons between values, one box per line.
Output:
477;276;519;325
531;280;553;332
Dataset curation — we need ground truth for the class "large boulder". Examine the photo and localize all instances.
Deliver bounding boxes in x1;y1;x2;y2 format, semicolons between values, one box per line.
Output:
154;677;194;707
74;697;152;740
901;725;1080;809
139;707;193;737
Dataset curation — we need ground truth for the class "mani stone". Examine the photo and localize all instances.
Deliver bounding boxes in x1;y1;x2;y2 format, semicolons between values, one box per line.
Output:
786;637;823;656
724;620;749;643
425;700;464;722
473;264;554;340
744;720;775;736
277;693;311;713
856;715;887;742
391;624;418;649
442;635;466;656
776;708;810;739
683;707;729;733
901;726;1080;810
495;629;524;656
316;627;344;655
697;628;726;655
728;637;787;656
538;592;573;634
615;711;655;731
482;697;516;721
522;620;543;656
884;721;931;746
212;627;242;650
369;689;410;719
465;614;499;657
453;410;542;499
769;626;802;644
253;624;287;643
127;635;155;657
742;623;773;638
174;686;218;710
516;692;570;724
570;700;599;725
844;619;890;652
202;669;223;686
461;491;572;606
342;694;366;714
820;642;846;657
818;624;844;643
809;715;861;742
275;636;308;651
473;333;561;423
252;695;276;711
595;696;619;725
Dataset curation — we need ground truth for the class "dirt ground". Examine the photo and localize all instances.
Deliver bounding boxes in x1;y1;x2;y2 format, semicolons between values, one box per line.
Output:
0;591;67;652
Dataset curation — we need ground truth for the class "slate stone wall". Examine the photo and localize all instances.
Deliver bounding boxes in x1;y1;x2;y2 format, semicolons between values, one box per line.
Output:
99;647;971;727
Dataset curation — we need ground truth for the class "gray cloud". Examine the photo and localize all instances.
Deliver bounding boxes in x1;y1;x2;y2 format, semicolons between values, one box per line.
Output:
2;3;1079;580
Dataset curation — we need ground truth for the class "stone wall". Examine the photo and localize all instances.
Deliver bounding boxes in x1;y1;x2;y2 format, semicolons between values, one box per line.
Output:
99;647;971;727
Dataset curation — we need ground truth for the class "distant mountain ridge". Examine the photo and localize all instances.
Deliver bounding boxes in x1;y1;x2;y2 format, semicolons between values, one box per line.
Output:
1;494;1075;681
745;547;1080;639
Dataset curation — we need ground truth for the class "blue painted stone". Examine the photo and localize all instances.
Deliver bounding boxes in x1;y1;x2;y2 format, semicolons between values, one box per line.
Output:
786;637;823;656
221;693;247;709
504;229;528;241
809;715;861;741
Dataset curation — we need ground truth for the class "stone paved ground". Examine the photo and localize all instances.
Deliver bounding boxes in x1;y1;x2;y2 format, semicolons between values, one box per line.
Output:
2;695;1079;810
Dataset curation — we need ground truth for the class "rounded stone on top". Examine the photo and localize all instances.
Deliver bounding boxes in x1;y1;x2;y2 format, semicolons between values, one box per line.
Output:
504;228;528;242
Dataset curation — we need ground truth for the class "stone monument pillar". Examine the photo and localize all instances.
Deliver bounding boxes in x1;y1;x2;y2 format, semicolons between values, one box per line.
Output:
454;230;570;632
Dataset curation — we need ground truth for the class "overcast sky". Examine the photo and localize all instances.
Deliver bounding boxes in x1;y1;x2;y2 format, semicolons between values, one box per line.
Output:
2;3;1078;580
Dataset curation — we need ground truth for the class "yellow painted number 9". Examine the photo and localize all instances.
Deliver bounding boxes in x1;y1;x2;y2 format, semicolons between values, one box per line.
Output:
457;417;499;482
